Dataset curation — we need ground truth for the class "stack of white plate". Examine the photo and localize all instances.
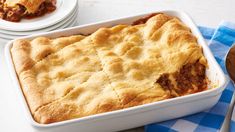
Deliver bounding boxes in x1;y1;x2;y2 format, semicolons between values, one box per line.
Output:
0;0;78;40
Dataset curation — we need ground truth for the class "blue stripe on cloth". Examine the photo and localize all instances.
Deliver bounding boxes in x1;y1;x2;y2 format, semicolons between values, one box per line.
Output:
219;89;233;103
214;56;223;64
208;102;229;116
198;26;215;40
218;60;228;74
209;40;230;59
145;22;235;132
219;26;235;37
198;113;224;129
157;119;178;128
194;125;218;132
181;112;206;124
226;79;235;91
213;31;235;46
214;56;227;74
145;124;177;132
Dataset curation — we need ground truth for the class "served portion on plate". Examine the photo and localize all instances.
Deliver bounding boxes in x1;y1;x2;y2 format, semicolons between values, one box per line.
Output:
10;13;209;124
0;0;56;22
0;0;77;40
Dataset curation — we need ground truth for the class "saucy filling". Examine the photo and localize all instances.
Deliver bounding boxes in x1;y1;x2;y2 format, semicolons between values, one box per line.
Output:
156;61;208;97
0;0;56;22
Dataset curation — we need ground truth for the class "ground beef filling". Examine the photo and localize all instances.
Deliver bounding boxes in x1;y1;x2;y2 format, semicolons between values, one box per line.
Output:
0;0;56;22
156;61;208;97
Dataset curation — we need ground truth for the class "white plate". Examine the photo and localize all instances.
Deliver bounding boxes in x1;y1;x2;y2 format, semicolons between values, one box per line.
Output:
0;13;77;40
0;19;77;40
0;7;78;36
4;10;228;132
0;0;77;31
0;15;77;40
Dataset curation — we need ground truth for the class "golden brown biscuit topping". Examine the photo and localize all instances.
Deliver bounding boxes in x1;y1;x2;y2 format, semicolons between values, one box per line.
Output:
11;13;208;124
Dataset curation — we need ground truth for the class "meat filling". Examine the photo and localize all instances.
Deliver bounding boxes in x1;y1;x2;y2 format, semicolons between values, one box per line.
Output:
156;61;208;97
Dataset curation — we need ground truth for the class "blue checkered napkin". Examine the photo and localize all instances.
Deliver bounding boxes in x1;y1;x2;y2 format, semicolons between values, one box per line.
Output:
145;22;235;132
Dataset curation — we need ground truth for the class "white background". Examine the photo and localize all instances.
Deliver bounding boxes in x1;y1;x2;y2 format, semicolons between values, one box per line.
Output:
0;0;234;132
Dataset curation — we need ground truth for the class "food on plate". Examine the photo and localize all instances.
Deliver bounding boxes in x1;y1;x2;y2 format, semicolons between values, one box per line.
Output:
0;0;56;22
11;13;208;124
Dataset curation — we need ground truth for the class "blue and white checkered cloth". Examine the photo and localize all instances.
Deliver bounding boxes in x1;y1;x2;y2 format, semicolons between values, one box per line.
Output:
145;22;235;132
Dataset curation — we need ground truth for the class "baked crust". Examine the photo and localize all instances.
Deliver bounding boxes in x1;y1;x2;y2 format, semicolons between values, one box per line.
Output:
5;0;45;13
11;13;208;124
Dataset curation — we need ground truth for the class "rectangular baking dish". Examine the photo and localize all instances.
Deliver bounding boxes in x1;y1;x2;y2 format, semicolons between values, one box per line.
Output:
4;10;228;132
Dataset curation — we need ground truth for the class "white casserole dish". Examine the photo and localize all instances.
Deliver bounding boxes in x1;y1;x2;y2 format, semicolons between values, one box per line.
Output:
4;10;228;132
